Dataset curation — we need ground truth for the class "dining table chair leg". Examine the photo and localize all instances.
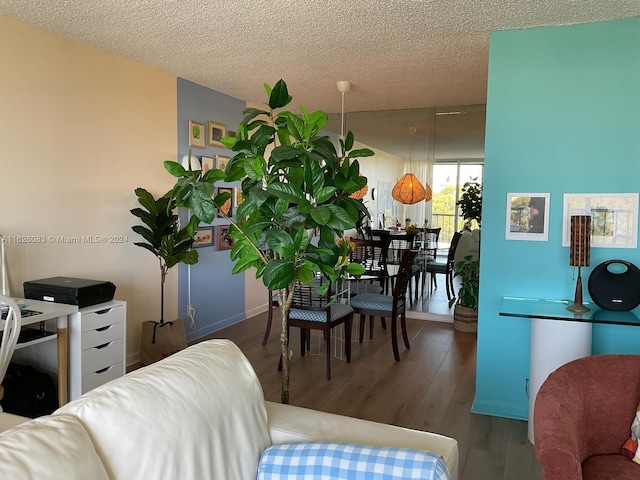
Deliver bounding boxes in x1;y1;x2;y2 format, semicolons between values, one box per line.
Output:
401;311;410;350
391;315;400;361
345;317;352;363
325;328;332;380
262;301;273;345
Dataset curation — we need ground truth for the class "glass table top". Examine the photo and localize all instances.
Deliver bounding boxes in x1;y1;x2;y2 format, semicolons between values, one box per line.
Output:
500;296;640;326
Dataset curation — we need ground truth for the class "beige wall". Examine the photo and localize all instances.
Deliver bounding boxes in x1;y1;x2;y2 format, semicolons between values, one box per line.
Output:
0;17;178;364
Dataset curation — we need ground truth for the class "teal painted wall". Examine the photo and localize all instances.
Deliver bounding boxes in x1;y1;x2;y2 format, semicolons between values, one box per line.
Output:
476;17;640;419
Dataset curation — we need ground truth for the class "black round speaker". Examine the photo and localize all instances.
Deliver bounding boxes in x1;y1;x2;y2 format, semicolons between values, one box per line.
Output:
587;260;640;311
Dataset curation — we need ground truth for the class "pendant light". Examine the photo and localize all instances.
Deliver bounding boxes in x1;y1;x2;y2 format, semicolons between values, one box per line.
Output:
392;127;428;205
337;80;368;200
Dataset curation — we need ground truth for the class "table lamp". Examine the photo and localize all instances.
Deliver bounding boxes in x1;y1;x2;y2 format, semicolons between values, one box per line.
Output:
567;215;591;312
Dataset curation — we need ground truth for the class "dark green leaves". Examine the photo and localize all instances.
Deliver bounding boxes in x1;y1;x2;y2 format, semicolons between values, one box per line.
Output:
268;79;292;110
130;187;198;269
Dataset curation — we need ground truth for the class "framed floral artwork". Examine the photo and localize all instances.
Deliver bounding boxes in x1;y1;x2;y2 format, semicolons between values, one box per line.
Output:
189;120;205;149
193;226;213;248
216;225;234;251
208;121;226;147
201;156;214;173
216;155;229;172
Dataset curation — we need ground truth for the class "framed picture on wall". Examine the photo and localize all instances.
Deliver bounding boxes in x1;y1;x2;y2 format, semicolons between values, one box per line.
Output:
188;120;205;149
217;187;232;217
201;156;214;173
562;193;638;248
208;121;226;147
505;193;550;241
216;225;234;251
216;155;229;172
234;188;244;208
193;226;213;248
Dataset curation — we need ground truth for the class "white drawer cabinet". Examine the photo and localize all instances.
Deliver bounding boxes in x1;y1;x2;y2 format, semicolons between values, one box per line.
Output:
68;300;126;400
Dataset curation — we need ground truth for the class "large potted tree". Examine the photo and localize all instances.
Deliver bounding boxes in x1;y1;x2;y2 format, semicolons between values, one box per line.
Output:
164;80;371;403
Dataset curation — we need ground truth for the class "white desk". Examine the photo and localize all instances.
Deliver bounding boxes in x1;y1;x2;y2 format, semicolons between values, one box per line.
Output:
1;298;78;406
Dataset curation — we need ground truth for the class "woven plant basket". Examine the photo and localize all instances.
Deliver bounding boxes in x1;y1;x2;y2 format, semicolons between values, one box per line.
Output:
453;304;478;333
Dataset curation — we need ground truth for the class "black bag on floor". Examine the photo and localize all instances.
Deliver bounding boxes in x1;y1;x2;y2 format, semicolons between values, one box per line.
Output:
0;363;58;418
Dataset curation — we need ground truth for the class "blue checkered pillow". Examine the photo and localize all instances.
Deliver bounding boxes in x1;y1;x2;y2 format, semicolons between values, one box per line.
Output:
257;442;450;480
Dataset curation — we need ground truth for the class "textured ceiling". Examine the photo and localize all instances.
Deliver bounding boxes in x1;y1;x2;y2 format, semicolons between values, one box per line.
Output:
1;0;639;116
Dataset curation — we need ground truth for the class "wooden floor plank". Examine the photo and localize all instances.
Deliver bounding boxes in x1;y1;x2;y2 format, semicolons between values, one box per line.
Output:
199;311;542;480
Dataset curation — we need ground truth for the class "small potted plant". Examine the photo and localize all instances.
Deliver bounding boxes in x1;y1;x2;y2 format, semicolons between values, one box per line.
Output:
449;255;479;333
404;217;411;229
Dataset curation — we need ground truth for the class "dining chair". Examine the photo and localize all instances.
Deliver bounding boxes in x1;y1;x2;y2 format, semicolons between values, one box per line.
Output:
413;227;441;293
349;250;418;361
0;296;22;408
387;233;421;300
284;277;354;380
425;231;463;301
349;237;390;295
422;227;441;260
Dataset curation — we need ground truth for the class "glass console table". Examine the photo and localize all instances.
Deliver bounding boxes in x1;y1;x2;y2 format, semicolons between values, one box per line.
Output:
499;296;640;444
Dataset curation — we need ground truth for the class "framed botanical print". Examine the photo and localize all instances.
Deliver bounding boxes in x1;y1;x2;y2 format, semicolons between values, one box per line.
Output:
189;120;205;149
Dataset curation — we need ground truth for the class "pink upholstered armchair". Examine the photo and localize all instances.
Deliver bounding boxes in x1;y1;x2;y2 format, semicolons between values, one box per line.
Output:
534;354;640;480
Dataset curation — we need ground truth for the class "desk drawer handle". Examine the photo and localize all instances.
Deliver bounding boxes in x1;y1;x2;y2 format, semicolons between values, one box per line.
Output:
95;366;112;374
96;325;112;332
95;342;111;350
95;308;113;315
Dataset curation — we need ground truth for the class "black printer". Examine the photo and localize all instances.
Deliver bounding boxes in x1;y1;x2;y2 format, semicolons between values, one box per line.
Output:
23;277;116;308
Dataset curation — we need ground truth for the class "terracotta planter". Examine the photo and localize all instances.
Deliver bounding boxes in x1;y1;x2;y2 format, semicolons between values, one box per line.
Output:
453;304;477;333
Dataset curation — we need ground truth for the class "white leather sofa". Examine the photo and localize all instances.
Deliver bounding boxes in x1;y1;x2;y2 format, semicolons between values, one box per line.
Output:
0;339;459;479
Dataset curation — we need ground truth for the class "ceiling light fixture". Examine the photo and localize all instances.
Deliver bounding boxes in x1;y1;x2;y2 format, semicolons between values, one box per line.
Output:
337;80;368;200
392;127;432;204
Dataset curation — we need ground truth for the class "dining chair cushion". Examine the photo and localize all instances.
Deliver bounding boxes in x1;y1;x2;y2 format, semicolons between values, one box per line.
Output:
350;293;394;312
257;441;450;480
289;303;354;323
426;260;447;274
350;282;384;295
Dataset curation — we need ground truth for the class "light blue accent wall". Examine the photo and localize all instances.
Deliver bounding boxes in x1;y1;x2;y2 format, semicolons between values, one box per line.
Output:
176;78;246;342
475;18;640;419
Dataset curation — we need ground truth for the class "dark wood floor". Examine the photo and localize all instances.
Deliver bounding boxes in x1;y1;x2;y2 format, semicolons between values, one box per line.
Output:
202;311;543;480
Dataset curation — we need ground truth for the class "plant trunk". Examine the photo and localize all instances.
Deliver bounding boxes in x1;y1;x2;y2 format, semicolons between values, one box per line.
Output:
160;262;167;324
277;287;293;404
280;306;289;404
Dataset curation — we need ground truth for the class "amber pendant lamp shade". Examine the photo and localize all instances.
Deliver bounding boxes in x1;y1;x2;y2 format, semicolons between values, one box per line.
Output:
567;215;591;313
392;173;426;205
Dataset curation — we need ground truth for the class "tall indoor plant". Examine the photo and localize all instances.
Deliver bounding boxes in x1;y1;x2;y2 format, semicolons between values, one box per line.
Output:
130;187;198;323
164;80;372;403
